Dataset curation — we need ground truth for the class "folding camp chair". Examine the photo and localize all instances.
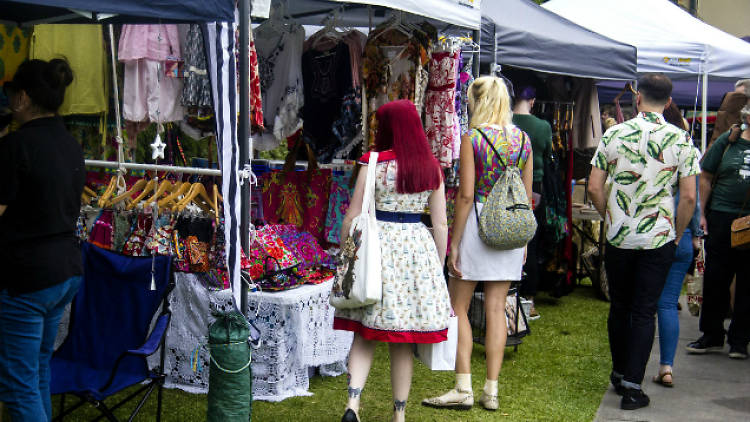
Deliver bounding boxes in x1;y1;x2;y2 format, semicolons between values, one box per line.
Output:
51;243;173;422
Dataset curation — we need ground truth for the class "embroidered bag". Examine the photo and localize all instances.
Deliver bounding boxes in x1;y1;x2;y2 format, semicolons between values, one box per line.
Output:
474;129;537;250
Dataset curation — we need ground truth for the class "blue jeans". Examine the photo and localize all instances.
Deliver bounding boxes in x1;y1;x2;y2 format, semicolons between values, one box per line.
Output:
657;231;694;366
0;276;82;422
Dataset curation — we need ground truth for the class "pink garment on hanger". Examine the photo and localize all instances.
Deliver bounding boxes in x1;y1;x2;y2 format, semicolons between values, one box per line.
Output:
119;24;181;62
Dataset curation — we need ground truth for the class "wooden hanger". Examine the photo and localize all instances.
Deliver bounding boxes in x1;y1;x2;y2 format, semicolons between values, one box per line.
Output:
145;180;182;205
174;182;215;214
83;186;97;198
614;82;637;102
126;179;157;210
108;178;147;207
158;182;192;209
97;176;118;208
212;183;223;225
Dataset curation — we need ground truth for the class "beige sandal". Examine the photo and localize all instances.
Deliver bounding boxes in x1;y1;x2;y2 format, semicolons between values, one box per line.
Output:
478;391;499;410
422;388;474;410
652;371;674;387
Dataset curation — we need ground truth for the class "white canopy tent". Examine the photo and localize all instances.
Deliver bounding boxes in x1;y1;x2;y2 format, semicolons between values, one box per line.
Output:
544;0;750;150
252;0;482;29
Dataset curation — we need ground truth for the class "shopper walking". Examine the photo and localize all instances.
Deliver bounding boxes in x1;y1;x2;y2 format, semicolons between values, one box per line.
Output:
652;103;703;388
709;79;750;147
422;76;532;411
513;85;552;320
334;100;451;422
0;59;85;422
686;104;750;360
587;73;700;410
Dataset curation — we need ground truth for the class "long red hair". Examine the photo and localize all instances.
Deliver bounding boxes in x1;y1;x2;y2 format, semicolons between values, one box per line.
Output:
374;100;442;193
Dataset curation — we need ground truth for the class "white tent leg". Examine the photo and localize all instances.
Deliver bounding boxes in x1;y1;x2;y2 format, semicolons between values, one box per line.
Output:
701;71;708;152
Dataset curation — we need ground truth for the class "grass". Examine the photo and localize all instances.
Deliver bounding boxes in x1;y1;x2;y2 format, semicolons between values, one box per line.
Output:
23;284;610;422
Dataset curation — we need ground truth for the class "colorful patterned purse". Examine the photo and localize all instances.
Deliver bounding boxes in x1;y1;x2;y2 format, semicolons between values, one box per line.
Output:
255;256;304;291
187;235;211;273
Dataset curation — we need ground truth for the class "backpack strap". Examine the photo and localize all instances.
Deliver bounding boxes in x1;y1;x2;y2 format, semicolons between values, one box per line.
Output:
477;128;507;168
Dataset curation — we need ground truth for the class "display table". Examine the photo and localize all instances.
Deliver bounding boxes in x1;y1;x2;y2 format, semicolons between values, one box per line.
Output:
152;274;352;401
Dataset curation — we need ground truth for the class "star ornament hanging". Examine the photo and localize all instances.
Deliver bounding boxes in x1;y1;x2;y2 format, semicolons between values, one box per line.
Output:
151;133;166;160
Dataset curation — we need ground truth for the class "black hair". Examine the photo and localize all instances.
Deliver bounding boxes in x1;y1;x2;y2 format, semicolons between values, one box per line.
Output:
637;73;672;104
11;58;74;112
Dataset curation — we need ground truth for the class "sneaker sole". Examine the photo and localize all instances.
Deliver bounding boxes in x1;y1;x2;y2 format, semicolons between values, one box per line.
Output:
621;401;649;411
728;352;748;360
421;402;473;411
686;345;723;354
527;315;541;321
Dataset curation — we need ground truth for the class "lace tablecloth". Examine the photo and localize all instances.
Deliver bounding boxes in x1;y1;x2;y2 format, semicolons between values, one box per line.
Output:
156;274;352;401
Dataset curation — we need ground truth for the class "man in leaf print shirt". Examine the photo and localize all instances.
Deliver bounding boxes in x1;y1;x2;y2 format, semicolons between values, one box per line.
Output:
587;73;701;411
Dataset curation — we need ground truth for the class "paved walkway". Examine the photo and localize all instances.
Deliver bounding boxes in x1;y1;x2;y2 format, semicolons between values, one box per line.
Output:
595;296;750;422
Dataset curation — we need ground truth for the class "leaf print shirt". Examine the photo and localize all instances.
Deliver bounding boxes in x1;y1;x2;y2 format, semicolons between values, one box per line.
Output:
591;112;700;250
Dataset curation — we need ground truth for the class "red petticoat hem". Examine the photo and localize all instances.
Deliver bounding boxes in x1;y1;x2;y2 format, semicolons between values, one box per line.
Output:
334;318;447;344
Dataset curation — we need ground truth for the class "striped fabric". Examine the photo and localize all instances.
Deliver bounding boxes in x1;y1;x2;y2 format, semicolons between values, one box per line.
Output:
470;126;531;203
205;22;242;308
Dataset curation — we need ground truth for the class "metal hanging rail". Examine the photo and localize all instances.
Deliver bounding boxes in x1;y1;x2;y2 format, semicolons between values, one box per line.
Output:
85;159;222;176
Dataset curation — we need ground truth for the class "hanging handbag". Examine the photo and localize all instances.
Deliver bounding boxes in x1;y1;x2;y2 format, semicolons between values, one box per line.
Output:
686;240;705;316
330;152;382;309
730;187;750;249
474;129;537;250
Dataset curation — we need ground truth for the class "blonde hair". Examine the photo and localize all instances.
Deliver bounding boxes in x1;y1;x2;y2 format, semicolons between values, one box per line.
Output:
468;76;512;129
741;104;750;123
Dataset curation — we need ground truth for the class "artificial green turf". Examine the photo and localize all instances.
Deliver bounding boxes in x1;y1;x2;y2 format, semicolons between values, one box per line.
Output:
41;285;610;422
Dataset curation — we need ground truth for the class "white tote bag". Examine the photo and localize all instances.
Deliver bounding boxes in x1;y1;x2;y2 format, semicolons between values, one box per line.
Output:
415;314;457;371
330;152;382;309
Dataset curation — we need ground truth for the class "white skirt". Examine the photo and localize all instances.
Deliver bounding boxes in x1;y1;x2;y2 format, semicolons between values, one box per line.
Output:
455;202;525;281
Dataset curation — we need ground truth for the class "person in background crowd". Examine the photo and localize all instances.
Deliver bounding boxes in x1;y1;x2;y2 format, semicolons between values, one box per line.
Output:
601;104;616;130
423;76;532;412
512;85;552;320
652;102;703;388
334;100;451;422
588;73;700;410
687;104;750;360
709;79;750;148
0;59;85;422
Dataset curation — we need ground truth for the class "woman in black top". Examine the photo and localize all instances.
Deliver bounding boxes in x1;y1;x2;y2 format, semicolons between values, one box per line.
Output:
0;59;85;421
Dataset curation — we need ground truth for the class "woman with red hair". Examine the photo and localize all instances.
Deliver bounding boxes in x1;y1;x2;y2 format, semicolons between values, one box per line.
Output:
334;99;451;422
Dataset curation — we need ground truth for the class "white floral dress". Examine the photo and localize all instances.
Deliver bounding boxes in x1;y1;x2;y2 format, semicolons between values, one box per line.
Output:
334;159;452;343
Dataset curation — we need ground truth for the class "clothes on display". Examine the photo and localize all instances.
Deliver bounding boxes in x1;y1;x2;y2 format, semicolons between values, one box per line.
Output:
119;24;185;124
424;50;460;168
254;18;305;150
0;24;31;83
29;24;108;116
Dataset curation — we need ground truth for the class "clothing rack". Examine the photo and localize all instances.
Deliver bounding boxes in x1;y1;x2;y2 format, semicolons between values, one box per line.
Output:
85;159;222;176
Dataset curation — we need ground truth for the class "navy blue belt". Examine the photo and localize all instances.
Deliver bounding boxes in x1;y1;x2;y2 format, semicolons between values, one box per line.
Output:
375;210;423;223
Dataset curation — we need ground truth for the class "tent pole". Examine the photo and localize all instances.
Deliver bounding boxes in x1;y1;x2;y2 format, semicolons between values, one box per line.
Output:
701;71;708;152
472;29;480;79
239;0;251;314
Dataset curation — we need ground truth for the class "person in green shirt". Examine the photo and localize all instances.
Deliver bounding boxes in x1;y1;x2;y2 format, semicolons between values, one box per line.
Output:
687;104;750;360
512;86;552;319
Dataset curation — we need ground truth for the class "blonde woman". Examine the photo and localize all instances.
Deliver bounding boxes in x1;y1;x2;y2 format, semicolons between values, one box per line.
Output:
423;76;533;411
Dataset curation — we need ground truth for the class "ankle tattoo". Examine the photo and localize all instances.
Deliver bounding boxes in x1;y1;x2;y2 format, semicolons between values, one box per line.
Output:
393;400;406;411
348;387;362;399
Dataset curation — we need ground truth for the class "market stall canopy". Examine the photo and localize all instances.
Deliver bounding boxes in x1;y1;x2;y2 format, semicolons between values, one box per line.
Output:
270;0;482;30
0;0;235;24
481;0;636;80
543;0;750;80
